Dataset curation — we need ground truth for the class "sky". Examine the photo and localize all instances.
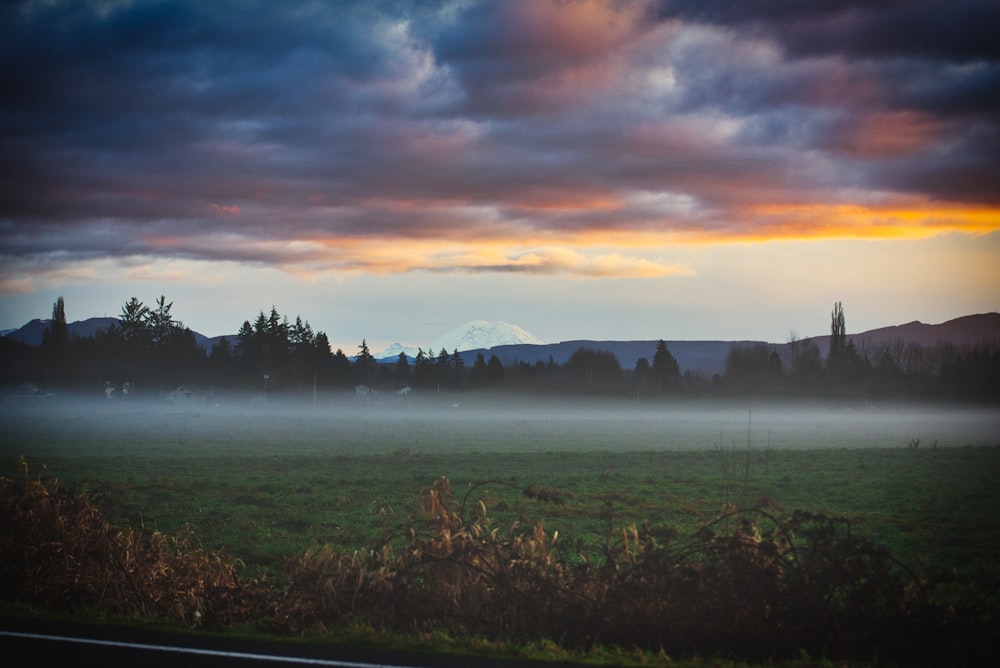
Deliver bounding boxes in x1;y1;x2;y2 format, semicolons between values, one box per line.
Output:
1;0;999;353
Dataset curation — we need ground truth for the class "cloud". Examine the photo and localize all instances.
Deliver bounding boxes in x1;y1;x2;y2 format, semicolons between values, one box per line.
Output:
0;0;997;286
465;246;693;278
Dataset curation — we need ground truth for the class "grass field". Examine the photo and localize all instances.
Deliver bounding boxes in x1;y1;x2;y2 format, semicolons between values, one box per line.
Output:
3;394;999;664
3;395;998;583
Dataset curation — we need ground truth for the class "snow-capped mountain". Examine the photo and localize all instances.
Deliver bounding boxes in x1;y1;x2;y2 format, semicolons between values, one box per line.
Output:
377;320;543;359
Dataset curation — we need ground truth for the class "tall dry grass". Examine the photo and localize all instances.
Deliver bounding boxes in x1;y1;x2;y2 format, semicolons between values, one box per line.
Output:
3;460;997;664
0;458;267;628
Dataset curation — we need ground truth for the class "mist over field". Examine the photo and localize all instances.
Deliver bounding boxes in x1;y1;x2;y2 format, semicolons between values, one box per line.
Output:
3;394;997;459
4;393;1000;665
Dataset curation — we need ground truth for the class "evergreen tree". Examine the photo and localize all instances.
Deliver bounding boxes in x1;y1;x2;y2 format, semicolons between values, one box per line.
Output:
450;349;465;390
469;351;487;389
119;297;150;349
395;352;411;386
413;348;433;388
566;348;625;394
209;337;236;387
355;339;376;385
312;331;331;360
486;354;505;387
147;295;178;346
651;339;681;394
634;356;653;398
331;349;353;388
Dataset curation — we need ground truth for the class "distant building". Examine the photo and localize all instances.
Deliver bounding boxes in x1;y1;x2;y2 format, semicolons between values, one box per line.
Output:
13;383;53;400
168;385;204;404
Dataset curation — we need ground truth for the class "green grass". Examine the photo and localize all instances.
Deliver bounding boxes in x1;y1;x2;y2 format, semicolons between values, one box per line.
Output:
4;444;998;585
3;398;999;665
2;398;998;582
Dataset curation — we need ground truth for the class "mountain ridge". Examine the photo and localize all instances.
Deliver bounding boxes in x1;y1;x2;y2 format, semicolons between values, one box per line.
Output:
400;313;1000;376
378;320;543;359
4;313;998;377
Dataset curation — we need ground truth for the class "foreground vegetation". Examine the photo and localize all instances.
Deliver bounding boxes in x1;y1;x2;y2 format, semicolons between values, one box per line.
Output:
3;438;999;665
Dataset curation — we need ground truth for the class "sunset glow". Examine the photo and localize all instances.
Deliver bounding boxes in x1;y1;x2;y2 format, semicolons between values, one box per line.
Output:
1;0;997;348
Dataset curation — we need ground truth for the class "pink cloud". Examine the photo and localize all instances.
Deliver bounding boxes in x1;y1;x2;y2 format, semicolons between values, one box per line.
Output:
209;203;241;216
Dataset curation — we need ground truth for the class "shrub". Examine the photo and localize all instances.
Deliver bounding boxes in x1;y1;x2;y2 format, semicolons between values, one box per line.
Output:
3;461;996;664
0;458;266;628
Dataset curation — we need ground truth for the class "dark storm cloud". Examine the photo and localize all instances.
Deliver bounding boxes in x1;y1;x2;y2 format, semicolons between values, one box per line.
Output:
657;0;1000;62
1;0;997;281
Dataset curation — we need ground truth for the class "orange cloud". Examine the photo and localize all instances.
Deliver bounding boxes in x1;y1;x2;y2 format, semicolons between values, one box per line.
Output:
742;203;1000;241
277;236;690;279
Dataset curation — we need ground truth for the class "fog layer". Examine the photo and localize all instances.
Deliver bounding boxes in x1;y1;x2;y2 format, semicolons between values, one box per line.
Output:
2;395;997;459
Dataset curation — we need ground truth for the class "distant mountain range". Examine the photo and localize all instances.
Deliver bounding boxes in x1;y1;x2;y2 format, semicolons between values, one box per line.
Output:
4;313;998;377
1;317;223;350
378;320;543;359
462;313;1000;376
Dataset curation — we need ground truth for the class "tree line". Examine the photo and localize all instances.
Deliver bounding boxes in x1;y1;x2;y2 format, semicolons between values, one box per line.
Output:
1;297;997;402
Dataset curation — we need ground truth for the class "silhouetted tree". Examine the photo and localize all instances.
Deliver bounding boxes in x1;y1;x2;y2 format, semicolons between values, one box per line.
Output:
119;297;150;350
40;297;70;385
208;337;237;388
830;301;847;359
450;349;465;390
634;356;655;398
147;296;177;346
412;348;437;389
787;332;823;392
394;352;411;387
652;340;681;394
157;325;205;388
355;339;376;385
565;348;625;395
330;349;353;388
826;301;864;392
485;353;505;388
724;343;782;396
117;297;151;388
469;352;488;389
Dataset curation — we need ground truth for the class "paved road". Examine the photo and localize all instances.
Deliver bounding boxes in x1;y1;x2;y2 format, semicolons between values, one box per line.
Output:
1;619;563;668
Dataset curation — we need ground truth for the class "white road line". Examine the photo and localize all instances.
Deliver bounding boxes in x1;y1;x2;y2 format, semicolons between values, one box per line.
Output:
0;630;417;668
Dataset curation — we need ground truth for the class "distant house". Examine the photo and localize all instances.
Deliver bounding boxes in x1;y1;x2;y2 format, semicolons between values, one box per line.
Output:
13;383;53;400
168;385;204;404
